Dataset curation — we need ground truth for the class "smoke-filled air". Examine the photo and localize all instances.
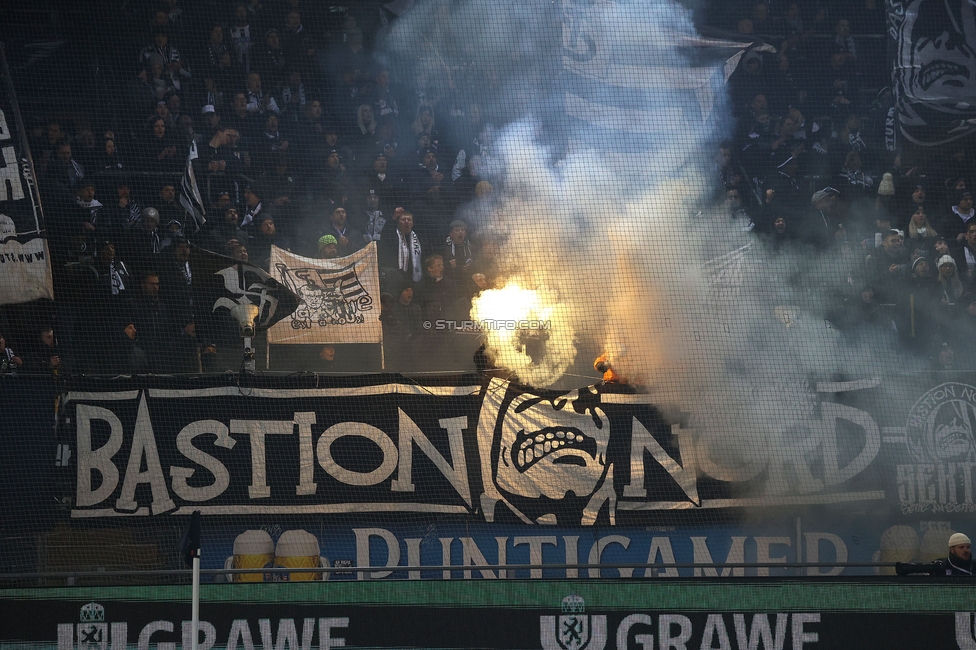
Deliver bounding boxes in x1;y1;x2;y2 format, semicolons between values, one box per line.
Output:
382;0;912;475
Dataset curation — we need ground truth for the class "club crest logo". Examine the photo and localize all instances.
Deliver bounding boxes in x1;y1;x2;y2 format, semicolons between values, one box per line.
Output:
79;602;105;622
541;593;606;650
65;602;108;650
906;383;976;463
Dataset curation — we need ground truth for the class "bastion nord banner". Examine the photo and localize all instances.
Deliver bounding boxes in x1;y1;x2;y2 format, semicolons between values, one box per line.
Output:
54;373;976;577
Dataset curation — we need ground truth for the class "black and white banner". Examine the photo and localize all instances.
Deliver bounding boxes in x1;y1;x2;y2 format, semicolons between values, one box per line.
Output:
888;0;976;146
0;47;53;304
268;243;382;345
62;376;906;522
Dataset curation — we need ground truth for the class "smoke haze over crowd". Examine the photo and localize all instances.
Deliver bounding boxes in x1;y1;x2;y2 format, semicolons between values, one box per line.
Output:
381;0;920;476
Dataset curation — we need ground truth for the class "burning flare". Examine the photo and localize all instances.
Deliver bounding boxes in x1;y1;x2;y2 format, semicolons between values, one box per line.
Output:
471;283;576;386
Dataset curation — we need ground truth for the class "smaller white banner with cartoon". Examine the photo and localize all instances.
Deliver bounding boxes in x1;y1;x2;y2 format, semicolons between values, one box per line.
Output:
268;243;382;344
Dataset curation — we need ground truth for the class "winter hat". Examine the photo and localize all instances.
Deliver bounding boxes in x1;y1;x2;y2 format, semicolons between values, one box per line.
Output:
949;532;971;547
878;173;895;196
317;235;337;250
912;256;929;273
938;255;956;268
811;187;839;204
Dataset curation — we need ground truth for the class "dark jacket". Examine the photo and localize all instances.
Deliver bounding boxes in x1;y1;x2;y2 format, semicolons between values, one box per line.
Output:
929;556;973;576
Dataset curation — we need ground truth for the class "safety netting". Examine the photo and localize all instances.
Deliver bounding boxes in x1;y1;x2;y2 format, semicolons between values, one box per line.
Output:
0;0;974;585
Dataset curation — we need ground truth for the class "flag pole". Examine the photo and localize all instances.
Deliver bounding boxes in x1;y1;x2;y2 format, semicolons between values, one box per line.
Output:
178;510;202;650
191;550;201;650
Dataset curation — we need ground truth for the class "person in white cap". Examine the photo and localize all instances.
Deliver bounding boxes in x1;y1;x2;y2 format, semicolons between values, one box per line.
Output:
896;531;973;576
933;533;972;576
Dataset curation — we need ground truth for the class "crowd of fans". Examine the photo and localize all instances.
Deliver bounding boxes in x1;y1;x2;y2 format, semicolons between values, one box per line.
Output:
0;0;973;375
3;1;499;375
714;0;976;369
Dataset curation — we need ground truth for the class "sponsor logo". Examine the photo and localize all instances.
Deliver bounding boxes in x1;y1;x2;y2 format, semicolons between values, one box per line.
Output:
541;594;606;650
57;606;349;650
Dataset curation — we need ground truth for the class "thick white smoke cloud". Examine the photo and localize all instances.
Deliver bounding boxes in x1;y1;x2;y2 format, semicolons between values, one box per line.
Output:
382;0;916;467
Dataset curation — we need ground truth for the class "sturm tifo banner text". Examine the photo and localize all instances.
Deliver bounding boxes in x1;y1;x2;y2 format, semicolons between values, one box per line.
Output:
0;48;54;304
3;586;976;649
268;243;381;344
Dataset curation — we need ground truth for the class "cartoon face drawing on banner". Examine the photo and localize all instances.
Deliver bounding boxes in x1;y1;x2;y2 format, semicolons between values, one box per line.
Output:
906;383;976;463
896;0;976;143
494;387;609;501
277;263;372;329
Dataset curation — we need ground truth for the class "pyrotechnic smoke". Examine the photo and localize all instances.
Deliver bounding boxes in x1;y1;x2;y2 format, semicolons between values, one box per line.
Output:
383;0;913;467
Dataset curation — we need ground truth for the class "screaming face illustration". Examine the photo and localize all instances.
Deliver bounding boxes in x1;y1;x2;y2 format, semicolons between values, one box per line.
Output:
907;384;976;463
901;0;976;103
930;418;974;460
896;0;976;144
494;387;610;501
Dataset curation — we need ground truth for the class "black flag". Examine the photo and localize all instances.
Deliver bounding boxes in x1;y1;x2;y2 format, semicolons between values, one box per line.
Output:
177;510;202;566
180;140;207;231
190;244;299;333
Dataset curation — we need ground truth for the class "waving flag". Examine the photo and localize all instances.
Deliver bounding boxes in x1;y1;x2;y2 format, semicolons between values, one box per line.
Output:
180;140;207;232
560;0;746;155
190;244;299;332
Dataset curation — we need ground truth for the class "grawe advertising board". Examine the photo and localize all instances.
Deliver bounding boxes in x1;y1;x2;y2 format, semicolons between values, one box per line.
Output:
1;581;975;649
